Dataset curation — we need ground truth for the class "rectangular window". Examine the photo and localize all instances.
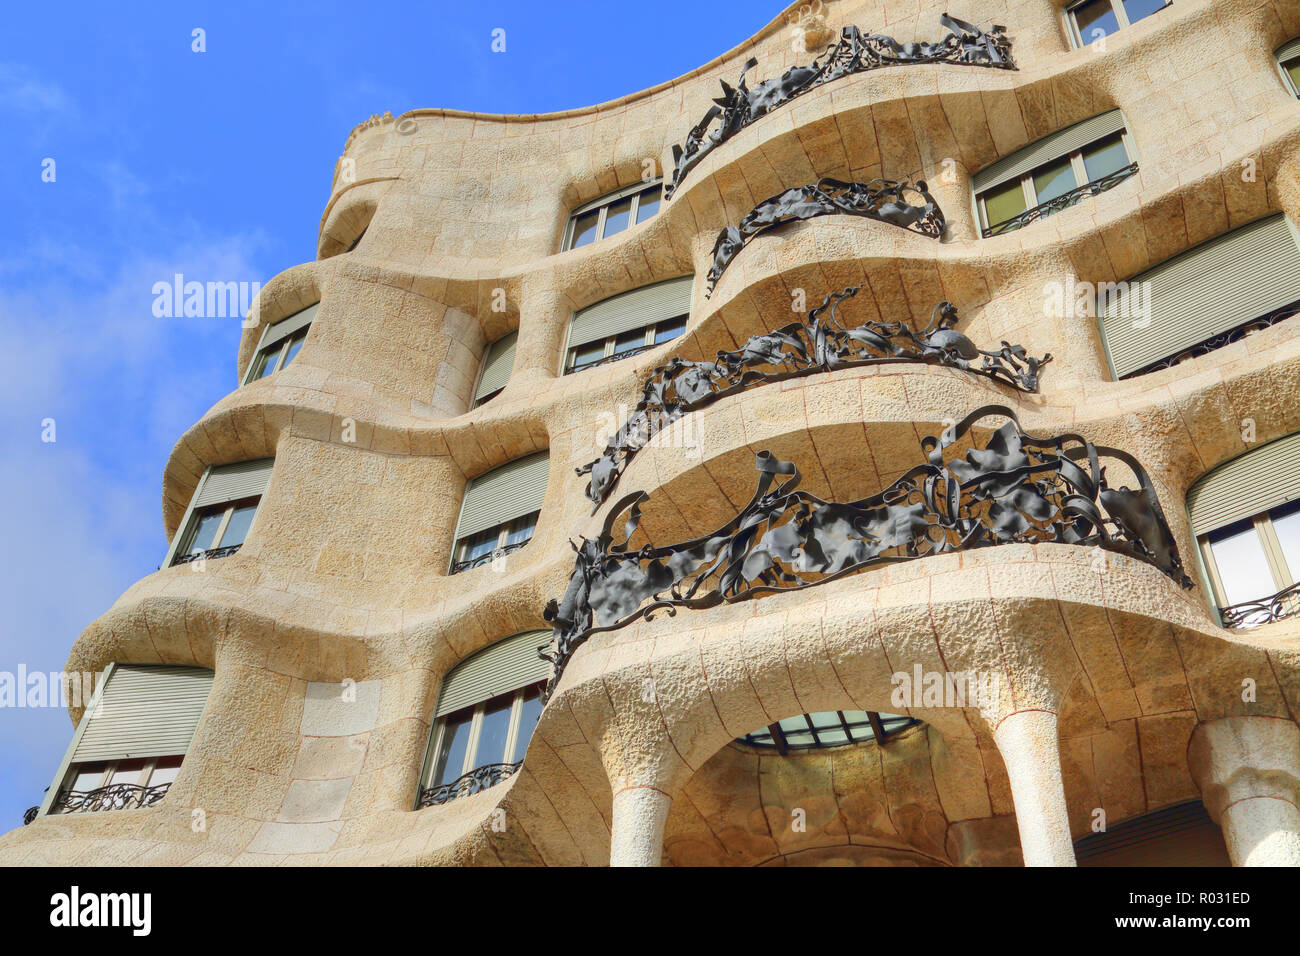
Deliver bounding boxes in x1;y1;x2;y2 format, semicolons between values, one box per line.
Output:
1068;0;1169;47
243;303;317;385
564;276;694;375
973;111;1137;237
165;459;274;568
472;331;517;408
422;680;547;794
561;181;663;251
450;452;548;574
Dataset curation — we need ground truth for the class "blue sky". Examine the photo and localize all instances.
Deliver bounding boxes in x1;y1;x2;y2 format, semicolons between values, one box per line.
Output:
0;0;779;827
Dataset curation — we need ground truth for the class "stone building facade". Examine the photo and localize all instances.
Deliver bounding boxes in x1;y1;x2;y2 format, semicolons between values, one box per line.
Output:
4;0;1300;866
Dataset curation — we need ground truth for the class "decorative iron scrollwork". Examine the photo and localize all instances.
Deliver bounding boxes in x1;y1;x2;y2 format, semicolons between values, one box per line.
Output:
172;545;242;565
22;806;38;826
543;405;1192;698
667;14;1015;199
984;162;1139;237
449;540;530;575
50;782;172;814
577;286;1052;509
706;177;945;296
1219;582;1300;629
418;762;522;807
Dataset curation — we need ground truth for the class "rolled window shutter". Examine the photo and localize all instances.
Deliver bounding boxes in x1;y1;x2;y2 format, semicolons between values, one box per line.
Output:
568;276;693;351
1102;213;1300;378
1278;37;1300;63
452;451;549;541
972;110;1127;193
1075;801;1229;866
474;332;517;402
260;303;318;350
434;630;552;717
193;459;275;508
71;665;215;762
1188;431;1300;535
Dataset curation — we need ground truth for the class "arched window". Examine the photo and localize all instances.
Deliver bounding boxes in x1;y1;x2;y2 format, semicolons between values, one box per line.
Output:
472;331;516;408
565;277;692;373
417;631;551;806
449;452;548;574
739;711;918;752
163;458;273;567
244;303;317;383
562;180;662;251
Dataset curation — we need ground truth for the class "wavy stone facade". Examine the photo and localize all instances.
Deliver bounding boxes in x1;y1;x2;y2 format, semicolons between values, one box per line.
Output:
5;0;1300;866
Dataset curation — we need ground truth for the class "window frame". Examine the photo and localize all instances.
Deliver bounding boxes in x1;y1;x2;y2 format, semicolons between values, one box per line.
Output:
975;128;1138;236
173;495;262;565
1066;0;1170;48
420;680;545;794
53;755;184;814
450;510;539;573
563;313;688;375
1276;47;1300;98
242;307;317;386
1197;504;1299;618
560;179;663;252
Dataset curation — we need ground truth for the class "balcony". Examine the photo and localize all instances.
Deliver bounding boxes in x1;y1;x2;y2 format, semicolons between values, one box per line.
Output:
417;762;521;807
983;162;1138;237
448;540;529;575
48;781;172;815
1220;582;1300;630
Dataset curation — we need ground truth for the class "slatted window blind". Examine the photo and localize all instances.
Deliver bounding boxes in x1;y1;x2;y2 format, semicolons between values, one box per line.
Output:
1188;432;1300;535
474;332;517;404
192;459;274;508
1075;801;1229;866
1101;213;1300;378
434;631;551;718
568;277;693;352
1278;37;1300;63
70;665;214;762
259;303;317;350
452;452;549;542
972;110;1127;193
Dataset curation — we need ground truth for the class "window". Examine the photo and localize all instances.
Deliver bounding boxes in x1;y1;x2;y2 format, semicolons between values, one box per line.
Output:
472;331;516;408
417;631;551;806
1067;0;1170;47
1188;432;1300;628
36;665;213;818
450;452;548;574
739;711;918;752
973;110;1138;237
565;276;692;374
561;180;662;251
164;459;273;567
1100;213;1300;378
1277;38;1300;97
244;303;317;384
1075;801;1229;866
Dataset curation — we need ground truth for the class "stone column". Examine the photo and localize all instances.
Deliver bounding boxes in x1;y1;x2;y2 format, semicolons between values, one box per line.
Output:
609;785;673;867
993;709;1077;867
1189;716;1300;867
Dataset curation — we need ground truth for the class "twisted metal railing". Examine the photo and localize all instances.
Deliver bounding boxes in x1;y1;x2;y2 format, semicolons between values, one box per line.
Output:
667;14;1015;198
1220;582;1300;629
50;782;172;814
172;544;242;565
1120;301;1300;379
544;405;1193;699
567;344;656;375
417;762;521;807
449;540;530;575
983;163;1139;237
577;286;1052;509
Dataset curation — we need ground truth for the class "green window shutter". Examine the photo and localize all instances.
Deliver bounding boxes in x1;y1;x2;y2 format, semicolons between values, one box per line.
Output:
474;331;517;402
260;303;318;350
452;451;549;541
1278;37;1300;63
1102;213;1300;378
434;631;551;717
1075;801;1229;866
972;109;1127;193
568;276;693;351
193;458;275;508
71;665;215;762
1188;431;1300;535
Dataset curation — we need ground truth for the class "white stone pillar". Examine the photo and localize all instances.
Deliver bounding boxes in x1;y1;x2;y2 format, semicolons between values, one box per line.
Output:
1189;716;1300;867
993;709;1076;867
609;785;673;867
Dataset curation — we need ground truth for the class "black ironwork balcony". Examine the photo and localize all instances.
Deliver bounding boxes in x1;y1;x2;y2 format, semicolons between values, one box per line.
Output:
417;762;521;807
982;162;1140;238
1220;582;1300;629
172;544;242;566
49;782;172;815
449;540;529;575
1120;301;1300;379
22;806;38;825
566;345;654;375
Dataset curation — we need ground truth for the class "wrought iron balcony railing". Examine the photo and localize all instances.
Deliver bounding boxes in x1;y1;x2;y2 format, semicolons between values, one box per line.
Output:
448;540;529;575
1120;301;1300;379
22;806;38;825
1220;582;1300;630
982;162;1140;238
567;345;655;375
417;761;521;808
49;782;172;815
172;544;242;566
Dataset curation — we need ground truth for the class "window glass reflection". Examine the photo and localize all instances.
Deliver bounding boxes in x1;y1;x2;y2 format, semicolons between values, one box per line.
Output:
1208;520;1275;606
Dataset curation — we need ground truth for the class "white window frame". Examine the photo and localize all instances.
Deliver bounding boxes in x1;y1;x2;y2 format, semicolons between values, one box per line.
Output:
1277;51;1300;98
421;682;545;791
563;314;688;374
54;755;184;813
450;511;538;573
975;129;1137;236
1066;0;1171;48
561;179;663;252
1197;505;1300;615
170;495;262;567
